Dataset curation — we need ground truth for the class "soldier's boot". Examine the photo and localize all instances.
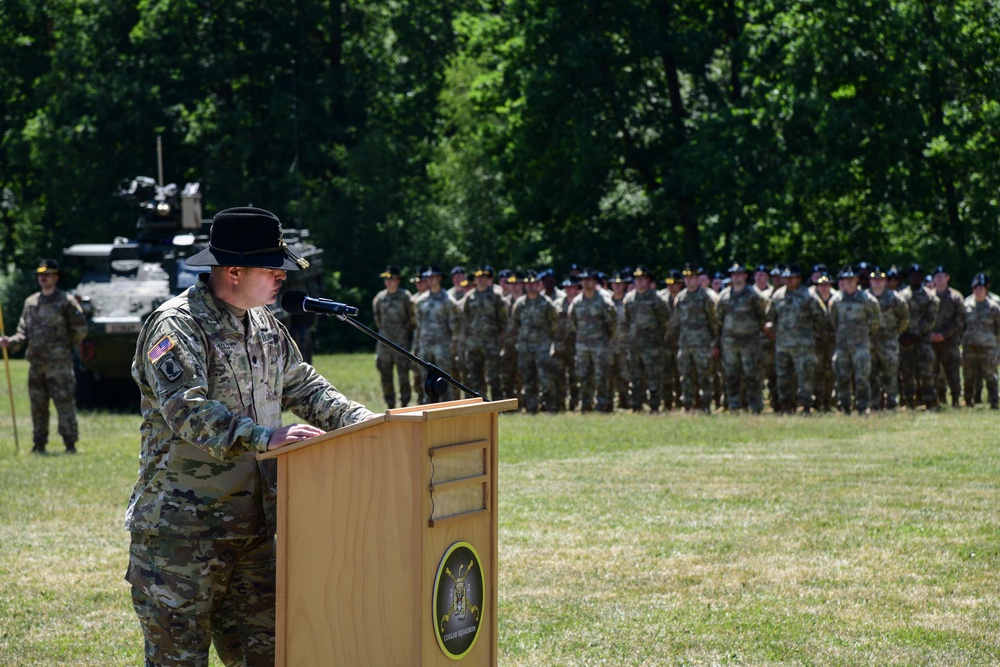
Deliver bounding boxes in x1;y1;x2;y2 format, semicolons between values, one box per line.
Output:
951;396;960;409
31;442;46;455
64;440;77;454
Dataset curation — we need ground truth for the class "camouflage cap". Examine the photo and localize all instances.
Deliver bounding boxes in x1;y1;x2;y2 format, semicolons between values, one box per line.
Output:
379;265;402;279
186;207;309;271
971;272;989;288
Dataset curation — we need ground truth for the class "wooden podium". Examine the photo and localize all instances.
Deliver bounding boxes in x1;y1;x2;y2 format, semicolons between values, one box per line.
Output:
258;397;518;666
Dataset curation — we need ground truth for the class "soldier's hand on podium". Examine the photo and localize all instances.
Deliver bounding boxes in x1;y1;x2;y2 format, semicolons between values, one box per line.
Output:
267;423;326;450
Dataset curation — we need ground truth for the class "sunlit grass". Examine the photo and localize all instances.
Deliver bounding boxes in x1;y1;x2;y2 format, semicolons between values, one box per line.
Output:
0;355;998;665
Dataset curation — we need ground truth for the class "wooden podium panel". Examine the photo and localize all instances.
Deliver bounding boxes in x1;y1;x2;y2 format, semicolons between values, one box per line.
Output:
260;398;517;667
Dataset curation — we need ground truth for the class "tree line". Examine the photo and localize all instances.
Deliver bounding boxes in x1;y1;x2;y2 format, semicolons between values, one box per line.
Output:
2;0;999;350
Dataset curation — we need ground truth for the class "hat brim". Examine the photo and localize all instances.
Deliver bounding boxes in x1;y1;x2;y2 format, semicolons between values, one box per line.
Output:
185;246;303;271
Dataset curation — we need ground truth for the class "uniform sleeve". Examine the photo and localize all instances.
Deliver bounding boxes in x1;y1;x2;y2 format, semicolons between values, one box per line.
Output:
137;317;274;458
546;299;558;338
66;296;89;345
867;297;881;336
942;293;965;340
372;293;383;329
894;297;909;335
6;299;30;353
919;295;939;336
706;293;721;340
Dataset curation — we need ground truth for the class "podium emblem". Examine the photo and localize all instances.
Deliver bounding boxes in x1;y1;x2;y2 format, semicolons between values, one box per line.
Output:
433;541;484;659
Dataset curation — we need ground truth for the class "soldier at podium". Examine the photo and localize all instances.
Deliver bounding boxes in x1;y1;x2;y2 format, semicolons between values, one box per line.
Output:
124;207;375;667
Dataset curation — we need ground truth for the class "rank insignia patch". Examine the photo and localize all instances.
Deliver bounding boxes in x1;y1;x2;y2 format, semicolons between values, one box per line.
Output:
147;335;175;363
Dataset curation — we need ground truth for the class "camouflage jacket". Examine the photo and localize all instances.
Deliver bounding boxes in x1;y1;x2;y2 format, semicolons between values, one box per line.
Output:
668;287;720;348
414;289;460;350
872;289;909;345
813;292;836;348
829;289;880;350
932;287;966;344
511;293;558;348
8;289;88;364
623;289;669;346
717;285;766;345
125;279;373;539
900;286;939;342
611;296;629;351
657;289;680;348
372;288;415;345
553;293;576;353
961;296;1000;348
569;292;616;347
460;287;508;349
766;285;828;349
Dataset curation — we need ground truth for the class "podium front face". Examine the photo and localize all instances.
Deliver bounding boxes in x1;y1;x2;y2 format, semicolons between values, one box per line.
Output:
262;398;516;667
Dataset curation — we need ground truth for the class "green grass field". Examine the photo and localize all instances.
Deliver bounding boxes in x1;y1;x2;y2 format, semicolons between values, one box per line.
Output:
0;353;998;665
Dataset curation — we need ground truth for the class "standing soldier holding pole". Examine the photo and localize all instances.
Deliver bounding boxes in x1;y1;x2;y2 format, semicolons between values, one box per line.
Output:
0;259;88;454
372;266;415;409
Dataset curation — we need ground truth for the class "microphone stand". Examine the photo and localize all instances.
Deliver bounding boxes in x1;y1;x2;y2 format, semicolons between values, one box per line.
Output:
332;313;487;402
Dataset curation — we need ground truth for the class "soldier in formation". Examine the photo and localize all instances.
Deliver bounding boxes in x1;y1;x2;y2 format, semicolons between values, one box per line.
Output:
372;266;415;408
371;258;1000;415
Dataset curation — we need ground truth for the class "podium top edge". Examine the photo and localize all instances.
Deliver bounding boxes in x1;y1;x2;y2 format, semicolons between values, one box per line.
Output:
256;413;388;460
386;398;519;421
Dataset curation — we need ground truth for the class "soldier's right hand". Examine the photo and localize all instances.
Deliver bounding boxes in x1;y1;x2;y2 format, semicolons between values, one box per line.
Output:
267;423;326;450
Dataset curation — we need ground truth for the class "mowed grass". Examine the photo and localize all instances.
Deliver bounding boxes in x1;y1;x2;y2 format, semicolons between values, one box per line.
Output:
0;353;998;665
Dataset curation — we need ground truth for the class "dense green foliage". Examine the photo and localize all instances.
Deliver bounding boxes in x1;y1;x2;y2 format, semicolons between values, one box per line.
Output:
2;1;999;347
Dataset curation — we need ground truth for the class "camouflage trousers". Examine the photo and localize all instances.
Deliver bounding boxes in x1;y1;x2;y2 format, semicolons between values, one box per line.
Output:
552;346;577;411
678;345;714;411
375;342;412;409
661;345;680;410
418;343;454;403
575;343;612;411
813;341;835;411
518;343;556;412
465;344;503;401
933;342;962;405
962;345;998;407
899;342;936;407
721;336;762;412
28;362;78;446
126;533;276;667
834;346;872;411
629;345;663;411
609;347;631;409
870;341;900;409
775;345;816;411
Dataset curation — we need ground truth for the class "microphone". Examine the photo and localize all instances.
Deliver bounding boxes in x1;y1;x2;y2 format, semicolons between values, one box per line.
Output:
281;290;359;317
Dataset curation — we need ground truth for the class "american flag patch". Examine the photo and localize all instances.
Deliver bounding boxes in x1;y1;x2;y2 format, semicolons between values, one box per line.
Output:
147;335;175;363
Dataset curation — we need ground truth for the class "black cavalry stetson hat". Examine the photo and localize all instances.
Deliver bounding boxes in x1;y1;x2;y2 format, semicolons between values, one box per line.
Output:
186;207;309;271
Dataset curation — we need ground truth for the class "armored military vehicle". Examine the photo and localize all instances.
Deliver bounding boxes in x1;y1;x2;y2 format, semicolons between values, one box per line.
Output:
63;163;324;405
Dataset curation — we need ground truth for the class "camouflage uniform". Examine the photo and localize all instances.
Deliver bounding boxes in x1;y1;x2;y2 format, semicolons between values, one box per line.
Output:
623;288;669;411
961;295;1000;407
414;289;461;403
898;285;939;408
499;291;519;400
7;288;88;449
511;293;559;412
460;286;507;400
553;291;578;411
932;287;966;406
669;287;720;412
372;287;415;408
716;285;767;412
754;284;778;410
658;287;681;410
126;279;373;667
766;285;827;411
870;289;909;409
609;293;631;409
811;290;836;411
829;289;880;412
569;291;617;412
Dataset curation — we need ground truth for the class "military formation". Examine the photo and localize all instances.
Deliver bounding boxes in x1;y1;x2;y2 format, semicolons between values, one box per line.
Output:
372;261;1000;414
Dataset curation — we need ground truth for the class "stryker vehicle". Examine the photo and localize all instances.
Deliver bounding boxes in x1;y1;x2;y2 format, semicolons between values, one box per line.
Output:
63;163;324;405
